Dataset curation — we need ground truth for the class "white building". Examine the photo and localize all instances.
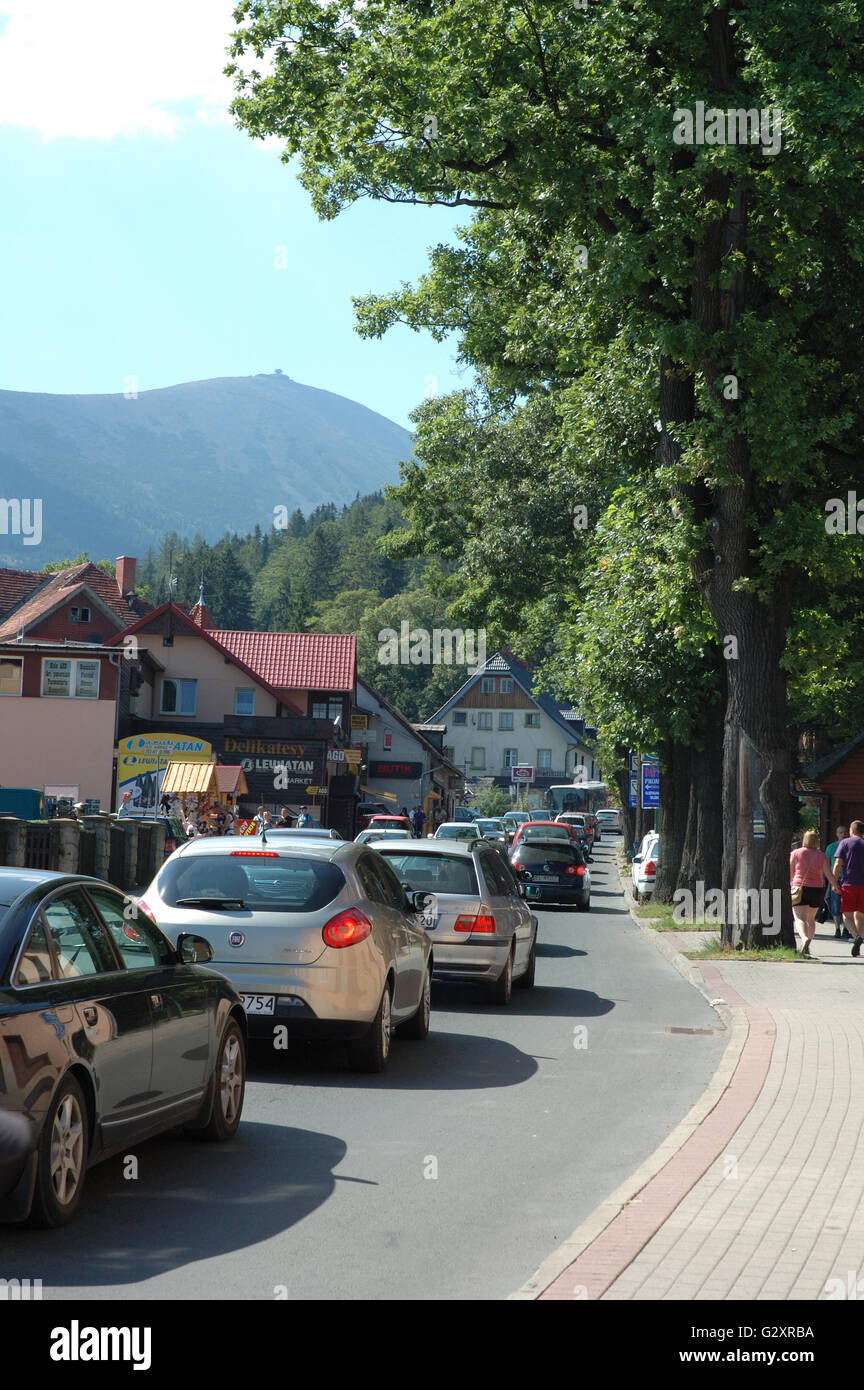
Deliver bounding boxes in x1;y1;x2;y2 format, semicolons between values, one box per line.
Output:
353;677;462;821
426;652;599;803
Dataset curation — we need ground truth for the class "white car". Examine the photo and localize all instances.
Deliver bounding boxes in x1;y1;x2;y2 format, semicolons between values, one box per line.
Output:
631;832;658;903
595;808;622;834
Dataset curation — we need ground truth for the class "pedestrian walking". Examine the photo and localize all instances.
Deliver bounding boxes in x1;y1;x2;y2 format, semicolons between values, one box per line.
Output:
117;790;134;818
296;806;313;828
824;824;849;938
790;830;840;956
412;805;426;839
253;804;270;834
832;821;864;956
276;806;294;829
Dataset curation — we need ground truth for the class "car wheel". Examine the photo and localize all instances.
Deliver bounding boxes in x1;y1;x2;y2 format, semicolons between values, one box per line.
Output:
349;981;393;1072
490;947;513;1005
399;963;431;1039
515;933;536;989
200;1018;246;1141
29;1074;88;1228
578;897;591;913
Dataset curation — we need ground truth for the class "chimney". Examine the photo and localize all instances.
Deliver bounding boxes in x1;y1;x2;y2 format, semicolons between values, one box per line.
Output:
116;556;136;596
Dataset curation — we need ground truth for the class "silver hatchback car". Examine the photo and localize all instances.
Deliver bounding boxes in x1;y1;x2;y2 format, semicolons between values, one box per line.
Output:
138;838;432;1071
376;839;537;1004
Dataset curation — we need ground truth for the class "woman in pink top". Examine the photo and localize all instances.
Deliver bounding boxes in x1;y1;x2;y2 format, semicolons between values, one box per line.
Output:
790;830;840;957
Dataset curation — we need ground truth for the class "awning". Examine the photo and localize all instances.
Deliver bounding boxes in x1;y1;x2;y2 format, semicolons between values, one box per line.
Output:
161;762;247;799
214;766;248;797
359;785;399;804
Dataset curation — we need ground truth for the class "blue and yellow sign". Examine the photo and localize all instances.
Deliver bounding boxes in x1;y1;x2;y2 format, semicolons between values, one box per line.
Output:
116;733;212;813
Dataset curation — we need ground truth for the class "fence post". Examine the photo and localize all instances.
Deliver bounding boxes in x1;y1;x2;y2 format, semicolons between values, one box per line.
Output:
85;815;111;880
56;819;81;875
0;818;26;867
122;821;139;891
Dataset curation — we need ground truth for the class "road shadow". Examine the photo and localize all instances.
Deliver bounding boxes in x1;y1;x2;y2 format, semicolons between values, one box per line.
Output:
249;1027;540;1091
0;1121;345;1288
430;981;615;1022
536;943;586;958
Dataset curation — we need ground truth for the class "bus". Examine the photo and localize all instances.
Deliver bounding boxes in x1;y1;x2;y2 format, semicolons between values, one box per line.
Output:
545;781;609;817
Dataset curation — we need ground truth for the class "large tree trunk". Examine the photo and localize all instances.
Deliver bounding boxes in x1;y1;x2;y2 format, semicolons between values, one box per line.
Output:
677;689;724;897
653;738;691;902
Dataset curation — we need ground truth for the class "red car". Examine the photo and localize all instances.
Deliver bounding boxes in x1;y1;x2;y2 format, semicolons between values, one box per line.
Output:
510;820;582;849
367;815;414;836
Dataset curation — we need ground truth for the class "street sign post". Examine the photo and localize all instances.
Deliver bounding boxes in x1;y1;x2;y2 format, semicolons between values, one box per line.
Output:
641;762;660;809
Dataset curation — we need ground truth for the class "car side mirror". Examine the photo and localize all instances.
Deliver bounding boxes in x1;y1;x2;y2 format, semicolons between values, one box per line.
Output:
177;932;213;965
409;890;435;913
632;855;642;863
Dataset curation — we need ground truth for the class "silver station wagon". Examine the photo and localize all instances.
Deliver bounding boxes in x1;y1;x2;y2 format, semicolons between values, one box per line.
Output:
138;838;432;1072
376;839;537;1004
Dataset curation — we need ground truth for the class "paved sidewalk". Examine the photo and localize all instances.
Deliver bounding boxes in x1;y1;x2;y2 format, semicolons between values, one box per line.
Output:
533;926;864;1301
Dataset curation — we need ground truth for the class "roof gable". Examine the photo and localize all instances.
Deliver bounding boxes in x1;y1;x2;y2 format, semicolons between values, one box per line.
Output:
426;650;589;743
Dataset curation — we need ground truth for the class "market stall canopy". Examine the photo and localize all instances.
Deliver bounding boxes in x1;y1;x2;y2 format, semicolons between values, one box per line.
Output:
161;761;248;798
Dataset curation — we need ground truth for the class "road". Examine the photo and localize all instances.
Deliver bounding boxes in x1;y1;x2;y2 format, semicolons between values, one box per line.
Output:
5;837;726;1300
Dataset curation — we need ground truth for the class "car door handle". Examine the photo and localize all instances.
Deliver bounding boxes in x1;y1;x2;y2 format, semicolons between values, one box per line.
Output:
82;1005;98;1027
150;993;162;1009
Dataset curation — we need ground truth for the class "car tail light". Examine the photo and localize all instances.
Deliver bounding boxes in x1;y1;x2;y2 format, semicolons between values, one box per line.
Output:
164;837;176;853
136;899;157;923
454;913;496;933
322;908;372;948
565;865;586;876
644;860;656;875
230;850;279;857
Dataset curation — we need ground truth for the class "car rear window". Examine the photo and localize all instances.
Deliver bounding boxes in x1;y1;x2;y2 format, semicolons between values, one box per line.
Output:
523;825;570;838
378;852;479;896
514;844;585;866
157;854;346;913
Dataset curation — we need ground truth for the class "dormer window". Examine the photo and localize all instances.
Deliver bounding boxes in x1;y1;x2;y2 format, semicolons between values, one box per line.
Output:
69;606;91;624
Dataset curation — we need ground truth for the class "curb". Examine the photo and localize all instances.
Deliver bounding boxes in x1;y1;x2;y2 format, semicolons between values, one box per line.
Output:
509;868;772;1301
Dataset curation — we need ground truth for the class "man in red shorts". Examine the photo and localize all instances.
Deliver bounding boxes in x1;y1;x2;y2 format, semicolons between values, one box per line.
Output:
833;821;864;956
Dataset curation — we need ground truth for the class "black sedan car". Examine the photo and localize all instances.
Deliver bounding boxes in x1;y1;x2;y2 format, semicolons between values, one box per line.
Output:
0;869;247;1227
509;838;591;910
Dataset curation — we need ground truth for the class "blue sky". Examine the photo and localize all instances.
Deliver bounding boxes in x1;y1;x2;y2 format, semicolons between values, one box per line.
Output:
0;1;467;430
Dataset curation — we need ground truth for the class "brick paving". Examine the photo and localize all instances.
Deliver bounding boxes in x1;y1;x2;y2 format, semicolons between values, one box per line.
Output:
537;926;864;1301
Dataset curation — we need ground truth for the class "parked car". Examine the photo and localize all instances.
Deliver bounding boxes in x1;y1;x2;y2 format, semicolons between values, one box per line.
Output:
367;814;414;837
631;832;659;903
595;808;622;835
138;838;432;1072
376;839;537;1003
452;807;477;823
510;838;591;911
0;869;246;1227
356;801;390;827
354;828;414;845
434;823;483;842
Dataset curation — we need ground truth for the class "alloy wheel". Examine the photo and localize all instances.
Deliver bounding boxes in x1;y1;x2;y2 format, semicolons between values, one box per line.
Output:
50;1094;84;1207
220;1034;243;1125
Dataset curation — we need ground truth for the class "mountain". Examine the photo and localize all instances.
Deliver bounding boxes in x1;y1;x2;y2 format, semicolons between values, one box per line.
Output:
0;374;413;564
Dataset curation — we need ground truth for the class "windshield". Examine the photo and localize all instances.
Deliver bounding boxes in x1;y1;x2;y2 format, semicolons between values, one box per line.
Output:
435;825;476;839
157;854;345;913
379;852;479;895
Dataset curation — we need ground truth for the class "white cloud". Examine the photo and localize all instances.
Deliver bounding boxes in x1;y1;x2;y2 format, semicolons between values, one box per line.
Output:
0;0;241;139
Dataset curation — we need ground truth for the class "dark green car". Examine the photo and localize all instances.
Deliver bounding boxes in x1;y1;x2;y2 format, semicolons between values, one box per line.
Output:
0;869;247;1227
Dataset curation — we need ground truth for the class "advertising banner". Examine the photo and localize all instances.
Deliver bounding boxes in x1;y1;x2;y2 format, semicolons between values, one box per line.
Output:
222;735;326;798
116;733;212;813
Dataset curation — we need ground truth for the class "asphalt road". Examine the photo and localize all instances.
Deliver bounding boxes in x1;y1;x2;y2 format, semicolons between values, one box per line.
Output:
4;836;726;1300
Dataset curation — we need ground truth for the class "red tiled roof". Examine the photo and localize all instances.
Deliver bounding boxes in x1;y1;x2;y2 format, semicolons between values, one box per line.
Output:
211;631;356;692
0;567;46;620
0;562;151;640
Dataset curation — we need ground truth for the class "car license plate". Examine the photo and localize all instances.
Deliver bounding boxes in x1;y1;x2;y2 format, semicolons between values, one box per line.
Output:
239;994;276;1014
533;875;556;883
418;912;438;930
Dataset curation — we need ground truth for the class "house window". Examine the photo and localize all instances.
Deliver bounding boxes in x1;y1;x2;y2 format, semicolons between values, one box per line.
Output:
235;689;255;717
41;659;100;699
499;712;514;730
525;712;540;727
499;678;514;694
311;698;342;720
503;749;519;768
160;678;197;715
470;747;486;770
0;658;23;696
481;677;495;694
69;606;91;624
478;711;493;730
537;749;552;770
453;711;467;725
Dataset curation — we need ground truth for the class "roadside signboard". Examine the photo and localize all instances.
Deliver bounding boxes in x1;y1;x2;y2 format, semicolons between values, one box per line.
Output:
511;766;535;783
628;775;638;808
641;761;660;809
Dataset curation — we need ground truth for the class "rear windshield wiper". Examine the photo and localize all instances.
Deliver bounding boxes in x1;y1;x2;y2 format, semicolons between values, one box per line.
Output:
175;897;246;909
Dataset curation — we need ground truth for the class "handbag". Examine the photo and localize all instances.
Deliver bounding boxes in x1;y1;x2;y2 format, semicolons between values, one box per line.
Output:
790;884;803;905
